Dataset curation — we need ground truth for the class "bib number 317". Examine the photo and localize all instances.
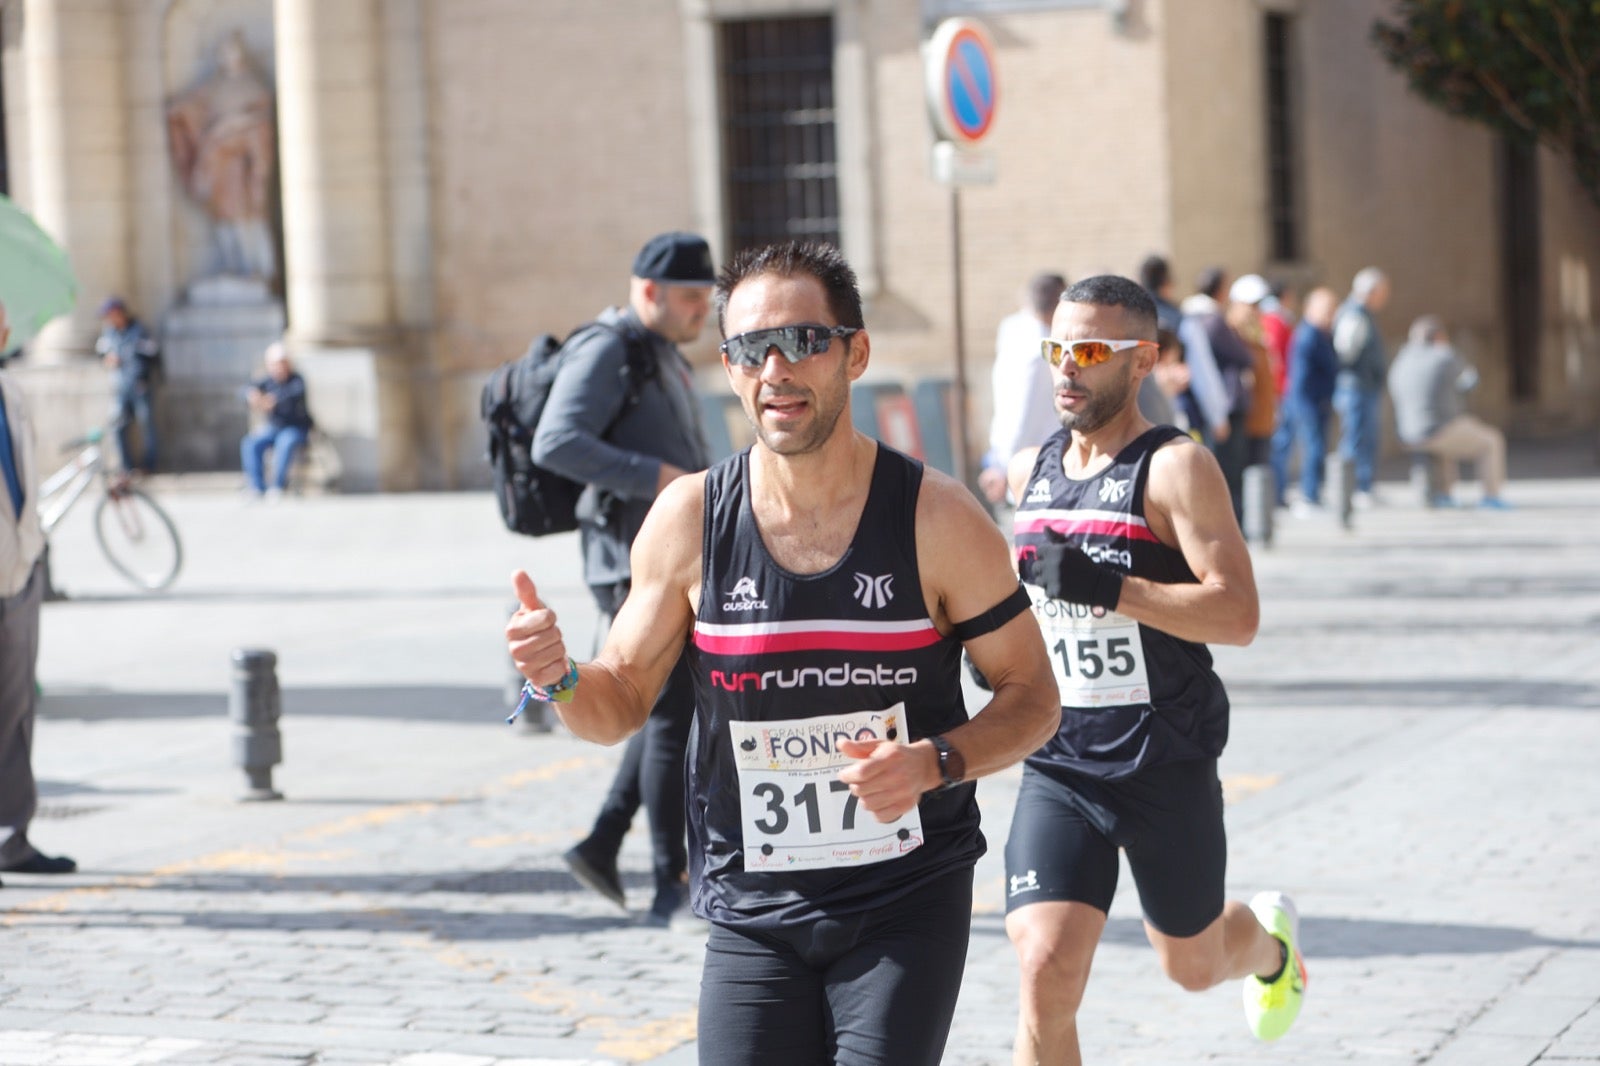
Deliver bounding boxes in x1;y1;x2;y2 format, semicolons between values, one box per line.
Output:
730;705;924;872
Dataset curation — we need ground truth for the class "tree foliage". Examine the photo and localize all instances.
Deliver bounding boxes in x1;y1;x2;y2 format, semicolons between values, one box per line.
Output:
1373;1;1600;208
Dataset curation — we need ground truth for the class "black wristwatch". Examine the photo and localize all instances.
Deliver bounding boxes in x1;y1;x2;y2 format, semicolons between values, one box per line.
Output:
928;735;965;791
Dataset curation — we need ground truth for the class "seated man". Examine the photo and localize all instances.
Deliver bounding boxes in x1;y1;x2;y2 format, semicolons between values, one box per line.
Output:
1387;315;1509;509
241;343;313;498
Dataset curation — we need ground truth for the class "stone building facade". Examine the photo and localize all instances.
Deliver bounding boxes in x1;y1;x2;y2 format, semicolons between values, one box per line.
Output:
3;0;1596;490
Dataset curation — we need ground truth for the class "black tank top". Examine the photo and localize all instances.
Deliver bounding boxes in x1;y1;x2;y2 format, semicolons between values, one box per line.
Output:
687;444;982;929
1012;425;1229;780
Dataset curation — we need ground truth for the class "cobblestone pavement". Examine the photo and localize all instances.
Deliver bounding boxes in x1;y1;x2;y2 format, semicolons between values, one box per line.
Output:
2;454;1597;1065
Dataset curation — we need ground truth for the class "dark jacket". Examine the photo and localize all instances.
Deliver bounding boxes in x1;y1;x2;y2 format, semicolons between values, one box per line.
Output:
1287;321;1337;409
249;371;314;431
95;319;160;396
532;305;711;588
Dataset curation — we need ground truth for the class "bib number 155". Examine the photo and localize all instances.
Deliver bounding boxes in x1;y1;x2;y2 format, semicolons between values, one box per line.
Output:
1050;635;1136;680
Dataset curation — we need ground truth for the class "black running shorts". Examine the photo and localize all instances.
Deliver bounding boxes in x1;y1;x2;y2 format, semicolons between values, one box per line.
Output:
697;866;973;1066
1003;759;1226;938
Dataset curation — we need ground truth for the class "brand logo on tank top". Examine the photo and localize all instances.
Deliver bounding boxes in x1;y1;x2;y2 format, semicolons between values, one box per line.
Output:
710;661;919;692
1025;478;1053;504
1083;543;1133;569
851;572;894;609
723;576;769;612
1098;476;1131;503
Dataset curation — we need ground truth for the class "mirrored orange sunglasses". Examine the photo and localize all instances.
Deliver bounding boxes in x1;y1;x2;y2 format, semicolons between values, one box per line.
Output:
1039;337;1157;369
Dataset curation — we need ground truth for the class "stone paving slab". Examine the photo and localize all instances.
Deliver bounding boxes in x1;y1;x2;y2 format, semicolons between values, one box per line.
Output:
3;463;1599;1064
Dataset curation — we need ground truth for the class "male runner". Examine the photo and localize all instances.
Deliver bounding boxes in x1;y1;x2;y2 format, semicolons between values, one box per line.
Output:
507;240;1059;1065
1004;274;1306;1064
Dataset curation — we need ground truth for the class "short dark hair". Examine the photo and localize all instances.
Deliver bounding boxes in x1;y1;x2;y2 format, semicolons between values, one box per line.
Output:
1060;275;1159;340
714;241;864;336
1137;255;1170;294
1195;266;1227;300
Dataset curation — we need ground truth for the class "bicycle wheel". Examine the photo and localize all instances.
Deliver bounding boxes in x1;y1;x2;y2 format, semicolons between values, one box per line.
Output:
94;487;183;591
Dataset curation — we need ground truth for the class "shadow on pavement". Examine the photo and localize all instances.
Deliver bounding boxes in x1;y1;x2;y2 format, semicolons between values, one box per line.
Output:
40;867;657;900
21;904;638;941
1232;677;1600;711
46;586;514;605
38;685;512;722
6;865;669;940
1266;574;1600;600
1103;915;1600;959
971;913;1600;959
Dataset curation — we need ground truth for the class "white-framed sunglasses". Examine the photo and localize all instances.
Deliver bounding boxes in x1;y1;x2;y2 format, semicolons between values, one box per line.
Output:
1039;337;1157;369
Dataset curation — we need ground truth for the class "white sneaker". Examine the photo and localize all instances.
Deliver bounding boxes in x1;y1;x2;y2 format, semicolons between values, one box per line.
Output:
1351;490;1379;510
1290;499;1323;519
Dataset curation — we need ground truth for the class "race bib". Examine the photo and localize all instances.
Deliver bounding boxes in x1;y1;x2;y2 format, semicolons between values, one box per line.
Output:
729;705;925;872
1024;582;1150;708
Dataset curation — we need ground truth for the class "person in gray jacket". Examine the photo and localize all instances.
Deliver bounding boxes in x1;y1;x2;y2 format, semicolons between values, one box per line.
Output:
533;231;715;926
1332;267;1391;507
1387;315;1509;509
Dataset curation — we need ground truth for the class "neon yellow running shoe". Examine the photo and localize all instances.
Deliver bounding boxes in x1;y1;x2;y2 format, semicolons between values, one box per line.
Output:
1242;891;1306;1041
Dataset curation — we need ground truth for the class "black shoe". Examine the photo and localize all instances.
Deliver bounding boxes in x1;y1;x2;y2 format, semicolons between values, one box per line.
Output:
642;880;690;928
563;844;625;909
3;852;76;874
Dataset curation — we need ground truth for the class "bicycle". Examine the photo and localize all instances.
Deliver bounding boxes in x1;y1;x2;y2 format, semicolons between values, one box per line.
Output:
38;427;184;592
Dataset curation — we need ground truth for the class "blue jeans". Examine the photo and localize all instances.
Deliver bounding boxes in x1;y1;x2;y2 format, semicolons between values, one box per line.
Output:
1334;385;1380;493
1293;399;1331;504
1269;401;1297;506
113;386;158;472
241;424;309;493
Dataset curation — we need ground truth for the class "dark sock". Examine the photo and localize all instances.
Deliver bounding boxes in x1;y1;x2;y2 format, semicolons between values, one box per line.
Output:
1259;937;1289;984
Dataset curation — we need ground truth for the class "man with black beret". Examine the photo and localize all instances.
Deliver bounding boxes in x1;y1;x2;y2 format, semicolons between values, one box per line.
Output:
535;231;715;927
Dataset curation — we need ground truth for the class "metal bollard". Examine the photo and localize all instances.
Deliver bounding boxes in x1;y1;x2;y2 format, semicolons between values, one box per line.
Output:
1241;464;1275;547
230;648;284;801
1326;454;1356;530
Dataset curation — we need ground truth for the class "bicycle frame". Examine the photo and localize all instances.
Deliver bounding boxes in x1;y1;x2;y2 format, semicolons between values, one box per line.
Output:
39;440;103;535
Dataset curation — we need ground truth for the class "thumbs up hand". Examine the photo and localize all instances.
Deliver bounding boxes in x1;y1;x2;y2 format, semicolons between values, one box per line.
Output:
506;570;571;687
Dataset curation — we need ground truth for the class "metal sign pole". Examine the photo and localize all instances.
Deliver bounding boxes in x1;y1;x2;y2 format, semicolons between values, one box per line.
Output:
949;183;970;487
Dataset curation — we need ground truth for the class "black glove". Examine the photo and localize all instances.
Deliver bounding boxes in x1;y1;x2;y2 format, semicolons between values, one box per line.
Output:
1031;533;1123;612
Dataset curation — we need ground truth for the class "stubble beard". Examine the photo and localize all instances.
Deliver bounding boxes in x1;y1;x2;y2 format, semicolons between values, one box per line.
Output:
750;365;849;457
1057;362;1135;436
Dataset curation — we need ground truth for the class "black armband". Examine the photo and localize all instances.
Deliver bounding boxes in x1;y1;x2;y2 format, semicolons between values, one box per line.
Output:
950;582;1031;643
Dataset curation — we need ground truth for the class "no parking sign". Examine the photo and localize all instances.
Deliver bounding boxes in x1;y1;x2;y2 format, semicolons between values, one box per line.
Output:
924;18;998;147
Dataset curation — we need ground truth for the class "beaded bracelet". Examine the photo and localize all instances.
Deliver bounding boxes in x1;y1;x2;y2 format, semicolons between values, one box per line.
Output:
505;658;579;725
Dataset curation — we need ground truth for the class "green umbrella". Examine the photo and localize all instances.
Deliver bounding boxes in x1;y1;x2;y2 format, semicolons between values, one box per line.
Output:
0;192;78;351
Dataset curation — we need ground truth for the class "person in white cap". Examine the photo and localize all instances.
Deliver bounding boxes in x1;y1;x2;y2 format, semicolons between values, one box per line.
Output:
241;342;314;499
1227;273;1279;476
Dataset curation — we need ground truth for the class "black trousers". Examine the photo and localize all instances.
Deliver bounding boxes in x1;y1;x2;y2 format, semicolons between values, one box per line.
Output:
584;581;694;892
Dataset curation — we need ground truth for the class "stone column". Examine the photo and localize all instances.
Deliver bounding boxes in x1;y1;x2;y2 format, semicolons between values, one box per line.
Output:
273;0;410;489
22;0;131;363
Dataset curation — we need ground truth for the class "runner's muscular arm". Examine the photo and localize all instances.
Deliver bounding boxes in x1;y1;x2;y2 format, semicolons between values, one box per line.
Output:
505;473;704;745
1119;438;1259;646
838;469;1059;821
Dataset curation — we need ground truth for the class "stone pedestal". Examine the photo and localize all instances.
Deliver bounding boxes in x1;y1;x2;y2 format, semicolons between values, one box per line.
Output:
289;345;383;492
159;300;286;473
